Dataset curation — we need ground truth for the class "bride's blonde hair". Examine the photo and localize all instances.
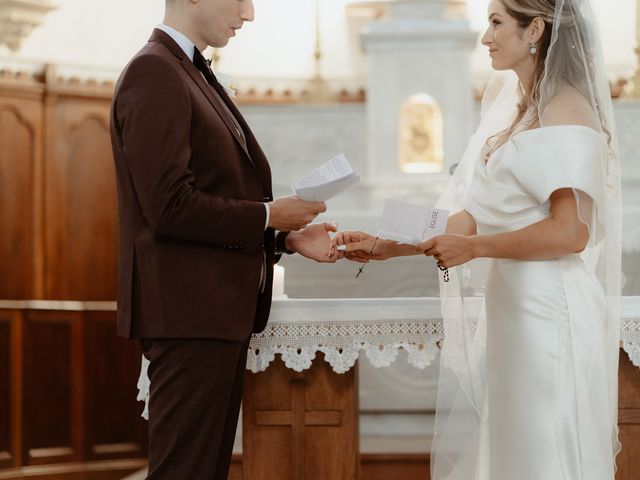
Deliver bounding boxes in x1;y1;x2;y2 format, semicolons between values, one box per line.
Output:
486;1;555;157
486;0;610;159
486;0;608;158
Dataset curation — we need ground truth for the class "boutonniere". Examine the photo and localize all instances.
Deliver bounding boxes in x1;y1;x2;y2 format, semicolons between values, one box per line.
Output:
215;71;237;99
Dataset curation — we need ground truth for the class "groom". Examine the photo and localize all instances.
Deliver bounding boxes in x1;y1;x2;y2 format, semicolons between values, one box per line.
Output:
110;0;338;478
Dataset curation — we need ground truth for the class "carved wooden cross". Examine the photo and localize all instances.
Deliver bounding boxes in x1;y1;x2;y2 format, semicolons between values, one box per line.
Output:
254;378;343;480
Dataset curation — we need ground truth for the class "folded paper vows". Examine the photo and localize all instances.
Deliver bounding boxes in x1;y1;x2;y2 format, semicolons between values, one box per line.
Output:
292;153;360;202
377;199;449;245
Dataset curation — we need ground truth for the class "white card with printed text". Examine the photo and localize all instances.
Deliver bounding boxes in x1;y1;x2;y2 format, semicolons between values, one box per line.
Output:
377;199;449;245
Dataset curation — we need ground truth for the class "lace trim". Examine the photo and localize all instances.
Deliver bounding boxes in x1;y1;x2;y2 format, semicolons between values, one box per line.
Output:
136;315;640;420
621;316;640;367
623;343;640;369
621;316;640;343
246;318;443;373
246;341;441;374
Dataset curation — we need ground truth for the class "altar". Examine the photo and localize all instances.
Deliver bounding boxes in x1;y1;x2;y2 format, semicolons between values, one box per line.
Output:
136;296;640;480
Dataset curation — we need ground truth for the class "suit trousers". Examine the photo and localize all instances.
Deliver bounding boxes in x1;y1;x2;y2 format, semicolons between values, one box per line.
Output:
141;337;250;480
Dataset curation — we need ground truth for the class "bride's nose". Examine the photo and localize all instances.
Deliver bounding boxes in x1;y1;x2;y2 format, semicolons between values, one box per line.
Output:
481;28;493;46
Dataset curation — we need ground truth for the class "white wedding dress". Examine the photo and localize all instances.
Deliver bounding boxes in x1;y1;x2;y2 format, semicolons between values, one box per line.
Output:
460;125;615;479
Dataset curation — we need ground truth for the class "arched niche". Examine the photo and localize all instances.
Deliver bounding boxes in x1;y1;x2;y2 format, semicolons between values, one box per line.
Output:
398;93;444;174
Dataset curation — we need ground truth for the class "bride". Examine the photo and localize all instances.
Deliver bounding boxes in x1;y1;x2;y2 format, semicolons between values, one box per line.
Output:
337;0;622;478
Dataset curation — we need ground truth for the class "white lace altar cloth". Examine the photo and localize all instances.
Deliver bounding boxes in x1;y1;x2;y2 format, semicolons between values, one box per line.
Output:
247;297;448;374
137;296;640;419
622;297;640;368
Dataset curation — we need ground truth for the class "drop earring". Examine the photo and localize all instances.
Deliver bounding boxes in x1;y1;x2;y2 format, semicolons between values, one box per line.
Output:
529;41;537;55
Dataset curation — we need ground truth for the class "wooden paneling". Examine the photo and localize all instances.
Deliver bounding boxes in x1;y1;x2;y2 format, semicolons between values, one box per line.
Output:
243;354;359;480
0;458;147;480
361;453;430;480
0;69;140;477
228;456;242;480
619;350;640;408
0;306;146;476
0;98;42;299
44;99;116;301
84;312;145;460
22;311;81;465
0;69;117;302
67;118;117;300
114;454;432;480
617;351;640;479
0;318;11;468
2;310;23;470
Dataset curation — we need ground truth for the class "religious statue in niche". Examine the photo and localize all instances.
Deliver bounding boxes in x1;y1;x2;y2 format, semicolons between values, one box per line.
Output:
398;93;444;174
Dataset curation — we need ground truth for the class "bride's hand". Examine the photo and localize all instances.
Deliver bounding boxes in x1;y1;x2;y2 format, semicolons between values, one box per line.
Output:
334;231;396;263
418;234;475;268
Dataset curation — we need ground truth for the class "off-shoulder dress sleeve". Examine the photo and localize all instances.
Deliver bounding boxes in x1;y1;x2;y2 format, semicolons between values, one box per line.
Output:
510;126;606;204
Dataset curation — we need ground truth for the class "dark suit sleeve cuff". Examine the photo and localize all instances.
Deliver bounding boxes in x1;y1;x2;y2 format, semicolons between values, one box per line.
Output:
275;231;295;255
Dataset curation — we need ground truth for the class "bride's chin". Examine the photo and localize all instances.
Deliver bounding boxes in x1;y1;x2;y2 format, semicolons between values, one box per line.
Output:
490;60;509;72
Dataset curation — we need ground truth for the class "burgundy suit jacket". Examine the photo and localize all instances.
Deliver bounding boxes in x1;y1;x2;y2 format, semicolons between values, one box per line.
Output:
110;29;277;340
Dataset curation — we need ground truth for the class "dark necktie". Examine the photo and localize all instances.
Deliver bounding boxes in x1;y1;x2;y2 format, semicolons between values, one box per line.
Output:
193;49;216;84
193;49;246;146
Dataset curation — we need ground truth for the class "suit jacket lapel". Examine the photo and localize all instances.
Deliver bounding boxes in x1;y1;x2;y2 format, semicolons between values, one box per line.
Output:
148;29;267;192
203;68;275;199
180;58;251;158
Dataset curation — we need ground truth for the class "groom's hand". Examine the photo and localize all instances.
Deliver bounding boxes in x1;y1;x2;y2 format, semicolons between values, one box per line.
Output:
268;196;326;232
286;222;340;263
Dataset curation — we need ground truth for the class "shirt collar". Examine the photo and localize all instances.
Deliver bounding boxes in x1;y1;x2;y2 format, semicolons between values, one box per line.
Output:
157;24;197;62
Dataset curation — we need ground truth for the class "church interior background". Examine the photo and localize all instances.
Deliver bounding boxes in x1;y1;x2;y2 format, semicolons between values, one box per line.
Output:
1;0;639;479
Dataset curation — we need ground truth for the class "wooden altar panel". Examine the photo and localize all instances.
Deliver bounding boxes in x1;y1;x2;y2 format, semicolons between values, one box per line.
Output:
243;355;359;480
43;98;117;301
22;310;82;465
84;312;146;461
0;98;42;300
617;351;640;479
361;453;430;480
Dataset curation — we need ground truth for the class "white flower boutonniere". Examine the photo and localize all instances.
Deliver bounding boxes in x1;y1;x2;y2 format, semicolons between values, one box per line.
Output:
215;72;237;99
